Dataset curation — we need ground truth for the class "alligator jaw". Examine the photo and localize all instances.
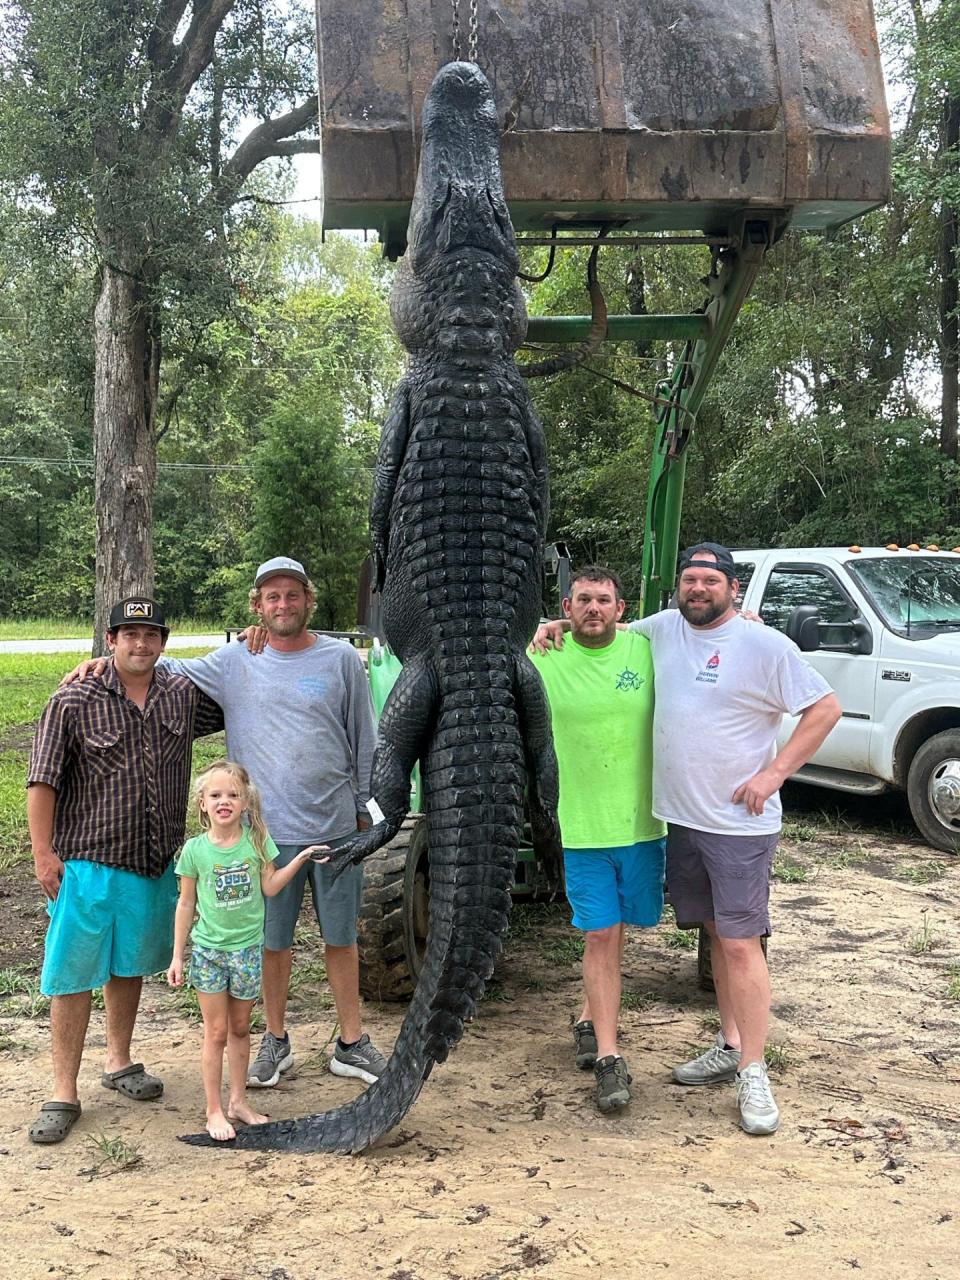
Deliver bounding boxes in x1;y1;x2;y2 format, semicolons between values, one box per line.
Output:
408;61;518;274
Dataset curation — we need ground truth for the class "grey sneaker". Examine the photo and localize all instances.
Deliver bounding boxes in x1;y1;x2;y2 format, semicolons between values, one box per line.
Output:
736;1061;780;1135
594;1054;632;1113
247;1031;293;1088
672;1031;740;1085
573;1019;598;1070
330;1033;387;1085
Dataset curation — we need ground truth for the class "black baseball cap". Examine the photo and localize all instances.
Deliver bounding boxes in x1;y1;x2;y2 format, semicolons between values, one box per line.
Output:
677;542;737;580
107;597;169;635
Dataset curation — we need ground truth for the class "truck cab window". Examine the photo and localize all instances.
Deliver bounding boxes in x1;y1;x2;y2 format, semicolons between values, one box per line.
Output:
760;568;856;644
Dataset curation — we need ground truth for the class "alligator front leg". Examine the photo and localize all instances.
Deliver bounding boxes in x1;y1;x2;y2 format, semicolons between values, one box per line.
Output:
513;654;562;862
370;379;411;589
326;654;438;881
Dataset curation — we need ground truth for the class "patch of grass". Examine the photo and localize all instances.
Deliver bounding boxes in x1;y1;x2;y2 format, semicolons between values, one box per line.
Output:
508;901;569;939
772;856;808;883
620;991;654;1012
483;981;514;1003
946;966;960;1000
781;820;818;843
764;1042;793;1073
827;840;871;869
699;1011;722;1034
166;983;203;1022
664;928;698;951
0;967;50;1018
84;1132;143;1174
910;912;941;954
898;862;946;884
0;616;223;641
542;935;585;966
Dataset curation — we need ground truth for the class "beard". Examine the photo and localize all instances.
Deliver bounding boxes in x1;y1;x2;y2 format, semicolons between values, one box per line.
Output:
678;595;729;627
265;604;309;636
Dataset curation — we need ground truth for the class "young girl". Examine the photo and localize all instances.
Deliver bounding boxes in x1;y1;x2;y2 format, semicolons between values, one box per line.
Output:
168;760;325;1141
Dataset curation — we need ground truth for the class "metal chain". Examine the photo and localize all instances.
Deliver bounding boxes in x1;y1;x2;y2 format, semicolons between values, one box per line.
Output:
468;0;479;63
450;0;479;63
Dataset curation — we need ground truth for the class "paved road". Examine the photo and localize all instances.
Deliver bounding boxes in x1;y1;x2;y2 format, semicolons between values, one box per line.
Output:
0;634;227;654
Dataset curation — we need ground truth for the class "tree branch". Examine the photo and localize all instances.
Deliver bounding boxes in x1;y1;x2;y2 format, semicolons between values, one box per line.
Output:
219;97;319;198
143;0;237;145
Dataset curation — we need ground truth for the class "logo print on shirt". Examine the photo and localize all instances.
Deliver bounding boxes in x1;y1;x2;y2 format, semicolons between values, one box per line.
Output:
696;651;721;685
615;668;644;691
213;860;253;906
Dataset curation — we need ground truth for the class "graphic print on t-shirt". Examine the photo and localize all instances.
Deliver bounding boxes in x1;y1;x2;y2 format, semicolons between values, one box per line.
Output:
696;650;721;685
615;668;645;692
213;860;253;906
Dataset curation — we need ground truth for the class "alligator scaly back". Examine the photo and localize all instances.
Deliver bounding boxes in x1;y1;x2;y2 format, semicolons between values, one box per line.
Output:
180;61;561;1154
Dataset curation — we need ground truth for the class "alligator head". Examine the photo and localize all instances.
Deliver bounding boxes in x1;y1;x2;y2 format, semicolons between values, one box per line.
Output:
391;61;527;359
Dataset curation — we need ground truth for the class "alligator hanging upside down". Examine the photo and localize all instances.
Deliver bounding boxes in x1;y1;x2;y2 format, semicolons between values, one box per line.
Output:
179;60;562;1154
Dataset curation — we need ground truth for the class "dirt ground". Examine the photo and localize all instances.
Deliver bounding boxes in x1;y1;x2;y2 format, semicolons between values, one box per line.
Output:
1;789;958;1280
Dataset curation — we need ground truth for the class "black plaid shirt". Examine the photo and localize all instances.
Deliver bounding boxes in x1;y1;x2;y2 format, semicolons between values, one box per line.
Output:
27;663;223;878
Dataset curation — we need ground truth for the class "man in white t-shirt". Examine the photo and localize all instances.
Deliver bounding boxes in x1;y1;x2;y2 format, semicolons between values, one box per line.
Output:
534;543;840;1135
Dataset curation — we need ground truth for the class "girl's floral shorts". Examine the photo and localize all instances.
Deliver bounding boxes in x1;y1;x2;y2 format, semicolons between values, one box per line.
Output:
188;942;262;1000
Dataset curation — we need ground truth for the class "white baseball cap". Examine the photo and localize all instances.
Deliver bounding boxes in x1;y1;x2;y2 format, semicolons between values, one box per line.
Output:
254;556;309;588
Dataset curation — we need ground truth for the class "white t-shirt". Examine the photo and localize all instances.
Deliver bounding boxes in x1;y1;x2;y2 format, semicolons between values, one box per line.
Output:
629;611;832;835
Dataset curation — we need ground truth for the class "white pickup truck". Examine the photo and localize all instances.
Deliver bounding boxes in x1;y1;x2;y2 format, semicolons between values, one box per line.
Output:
731;546;960;852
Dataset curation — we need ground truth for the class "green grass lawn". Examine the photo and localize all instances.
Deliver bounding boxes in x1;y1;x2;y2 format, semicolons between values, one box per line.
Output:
0;616;223;640
0;647;221;872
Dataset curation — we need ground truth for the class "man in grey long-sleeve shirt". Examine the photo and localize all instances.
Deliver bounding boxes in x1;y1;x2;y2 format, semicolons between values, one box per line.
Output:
67;556;385;1090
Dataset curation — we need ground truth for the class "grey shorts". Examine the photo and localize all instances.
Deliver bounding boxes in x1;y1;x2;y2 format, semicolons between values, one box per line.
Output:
666;824;778;939
263;835;363;951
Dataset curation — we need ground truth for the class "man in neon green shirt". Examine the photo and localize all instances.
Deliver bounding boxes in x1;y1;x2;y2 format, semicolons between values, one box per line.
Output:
530;566;665;1114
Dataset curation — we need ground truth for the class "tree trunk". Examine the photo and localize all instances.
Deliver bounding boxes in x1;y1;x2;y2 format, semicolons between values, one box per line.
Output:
940;94;960;464
92;263;158;654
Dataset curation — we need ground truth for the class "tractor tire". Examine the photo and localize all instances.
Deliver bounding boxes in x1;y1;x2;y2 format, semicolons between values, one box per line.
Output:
357;816;430;1002
906;729;960;853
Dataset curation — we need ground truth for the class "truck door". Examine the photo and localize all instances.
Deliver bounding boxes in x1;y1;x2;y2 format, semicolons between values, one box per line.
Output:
756;563;876;774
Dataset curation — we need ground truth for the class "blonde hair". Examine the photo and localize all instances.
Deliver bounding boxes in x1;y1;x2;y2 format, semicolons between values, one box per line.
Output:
247;577;318;623
193;760;270;861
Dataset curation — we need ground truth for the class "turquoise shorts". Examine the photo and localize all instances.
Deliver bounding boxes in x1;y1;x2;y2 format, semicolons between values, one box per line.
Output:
40;860;178;997
564;839;666;932
189;942;262;1001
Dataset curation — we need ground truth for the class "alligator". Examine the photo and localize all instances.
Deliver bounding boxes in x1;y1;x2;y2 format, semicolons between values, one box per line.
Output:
180;60;562;1154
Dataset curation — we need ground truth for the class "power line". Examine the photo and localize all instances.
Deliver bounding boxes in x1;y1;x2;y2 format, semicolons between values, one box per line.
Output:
0;455;256;471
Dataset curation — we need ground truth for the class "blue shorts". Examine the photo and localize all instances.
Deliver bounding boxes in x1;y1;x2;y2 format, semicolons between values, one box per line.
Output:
189;942;262;1001
263;836;363;951
40;860;178;997
564;839;666;932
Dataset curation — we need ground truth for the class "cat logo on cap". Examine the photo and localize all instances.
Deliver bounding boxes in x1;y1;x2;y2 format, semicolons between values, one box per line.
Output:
124;600;154;621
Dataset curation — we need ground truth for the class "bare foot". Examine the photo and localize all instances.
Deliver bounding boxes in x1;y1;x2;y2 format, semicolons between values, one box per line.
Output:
227;1100;269;1126
205;1110;236;1142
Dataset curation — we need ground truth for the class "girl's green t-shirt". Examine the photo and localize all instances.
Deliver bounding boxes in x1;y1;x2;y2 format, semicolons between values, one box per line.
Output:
531;629;665;848
175;829;279;951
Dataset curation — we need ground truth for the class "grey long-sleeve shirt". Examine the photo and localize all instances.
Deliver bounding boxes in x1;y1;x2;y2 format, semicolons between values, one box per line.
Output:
164;636;376;845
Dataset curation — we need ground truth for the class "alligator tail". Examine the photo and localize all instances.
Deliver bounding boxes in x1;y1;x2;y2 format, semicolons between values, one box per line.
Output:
179;672;523;1154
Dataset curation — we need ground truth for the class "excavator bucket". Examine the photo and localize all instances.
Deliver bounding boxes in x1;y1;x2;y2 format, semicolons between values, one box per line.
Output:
315;0;890;257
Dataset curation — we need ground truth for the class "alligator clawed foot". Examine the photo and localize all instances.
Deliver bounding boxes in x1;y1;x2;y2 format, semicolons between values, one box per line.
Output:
326;822;398;882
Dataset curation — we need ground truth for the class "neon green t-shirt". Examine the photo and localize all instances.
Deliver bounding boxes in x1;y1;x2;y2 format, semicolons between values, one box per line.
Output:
175;829;279;951
531;629;665;849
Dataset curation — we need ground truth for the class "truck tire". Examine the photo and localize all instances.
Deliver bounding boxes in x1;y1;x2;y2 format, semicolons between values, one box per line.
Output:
907;730;960;853
357;816;430;1002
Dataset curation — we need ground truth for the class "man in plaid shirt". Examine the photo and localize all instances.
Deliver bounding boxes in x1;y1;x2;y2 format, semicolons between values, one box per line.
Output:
26;598;222;1144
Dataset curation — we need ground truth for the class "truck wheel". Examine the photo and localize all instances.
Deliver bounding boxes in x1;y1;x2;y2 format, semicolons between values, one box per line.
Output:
357;816;430;1002
907;730;960;853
